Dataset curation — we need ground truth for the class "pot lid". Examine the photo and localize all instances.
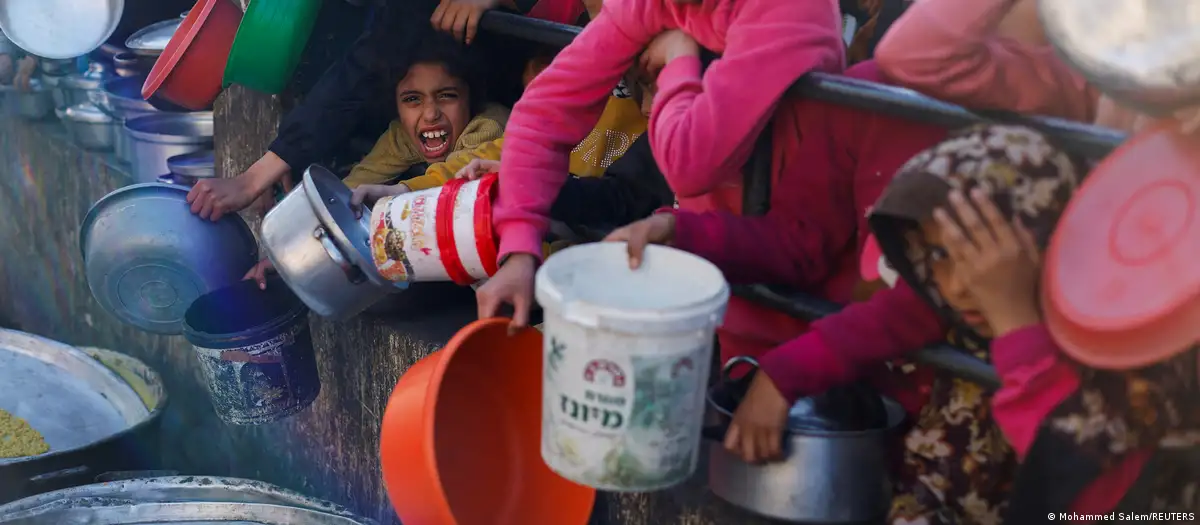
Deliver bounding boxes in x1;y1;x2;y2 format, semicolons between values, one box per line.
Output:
125;17;183;57
0;0;125;60
79;183;258;335
302;166;390;287
1044;123;1200;367
167;150;215;178
64;102;113;124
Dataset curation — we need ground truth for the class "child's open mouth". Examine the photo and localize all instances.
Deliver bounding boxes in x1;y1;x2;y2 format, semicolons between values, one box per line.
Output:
419;127;451;159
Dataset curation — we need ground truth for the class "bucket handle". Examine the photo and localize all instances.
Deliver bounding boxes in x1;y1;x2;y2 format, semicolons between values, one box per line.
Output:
314;227;366;285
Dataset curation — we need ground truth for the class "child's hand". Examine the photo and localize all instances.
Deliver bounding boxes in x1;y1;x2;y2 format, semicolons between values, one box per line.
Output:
603;213;675;269
188;175;270;221
724;373;789;464
935;188;1042;335
455;159;500;181
350;184;410;218
243;259;275;290
640;30;699;78
431;0;498;45
475;253;538;335
14;56;36;93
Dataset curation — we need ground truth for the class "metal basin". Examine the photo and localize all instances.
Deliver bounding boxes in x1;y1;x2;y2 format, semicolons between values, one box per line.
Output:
96;76;189;165
8;80;53;120
703;357;904;523
62;102;114;151
262;165;396;319
0;0;123;60
1041;0;1200;114
125;112;213;184
0;332;162;503
80;183;258;335
0;477;376;524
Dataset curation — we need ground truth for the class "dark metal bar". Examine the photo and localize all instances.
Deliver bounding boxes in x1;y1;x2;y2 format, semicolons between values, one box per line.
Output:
733;285;1002;390
478;10;1129;159
741;124;773;216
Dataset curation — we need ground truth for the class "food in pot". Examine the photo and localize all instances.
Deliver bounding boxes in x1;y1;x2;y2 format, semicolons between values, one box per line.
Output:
0;409;49;458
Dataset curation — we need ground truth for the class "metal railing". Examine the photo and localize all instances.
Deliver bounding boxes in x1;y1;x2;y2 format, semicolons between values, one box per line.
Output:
476;10;1129;390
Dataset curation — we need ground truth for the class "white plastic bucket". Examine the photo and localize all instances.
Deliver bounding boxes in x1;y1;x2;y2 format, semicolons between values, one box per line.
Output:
369;174;500;285
535;242;730;492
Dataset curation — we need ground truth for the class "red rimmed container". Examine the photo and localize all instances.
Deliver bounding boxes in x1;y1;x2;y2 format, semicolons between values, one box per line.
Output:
141;0;243;110
368;174;501;286
1043;123;1200;369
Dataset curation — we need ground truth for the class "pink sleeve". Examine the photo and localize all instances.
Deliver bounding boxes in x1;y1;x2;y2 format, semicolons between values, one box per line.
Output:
493;0;655;261
873;0;1096;121
649;0;844;197
757;283;946;403
990;324;1154;515
989;324;1082;458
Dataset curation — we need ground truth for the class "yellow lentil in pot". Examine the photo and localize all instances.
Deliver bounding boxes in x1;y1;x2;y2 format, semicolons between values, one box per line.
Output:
0;409;49;458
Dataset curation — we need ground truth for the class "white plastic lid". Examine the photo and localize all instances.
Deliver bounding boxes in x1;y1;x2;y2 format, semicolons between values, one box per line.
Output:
535;242;730;334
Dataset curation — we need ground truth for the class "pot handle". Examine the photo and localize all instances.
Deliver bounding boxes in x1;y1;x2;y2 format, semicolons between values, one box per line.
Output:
314;227;366;285
700;356;760;443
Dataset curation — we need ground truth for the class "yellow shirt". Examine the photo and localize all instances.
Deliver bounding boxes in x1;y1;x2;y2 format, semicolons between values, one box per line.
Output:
343;104;510;188
568;92;646;178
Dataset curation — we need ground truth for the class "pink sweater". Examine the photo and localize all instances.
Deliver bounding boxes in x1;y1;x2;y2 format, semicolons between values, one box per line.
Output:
873;0;1097;122
493;0;845;260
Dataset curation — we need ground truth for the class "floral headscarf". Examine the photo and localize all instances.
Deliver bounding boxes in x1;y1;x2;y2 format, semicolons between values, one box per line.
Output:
867;124;1084;343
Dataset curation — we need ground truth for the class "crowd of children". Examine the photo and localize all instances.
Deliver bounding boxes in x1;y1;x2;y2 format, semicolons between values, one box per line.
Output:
188;0;1200;522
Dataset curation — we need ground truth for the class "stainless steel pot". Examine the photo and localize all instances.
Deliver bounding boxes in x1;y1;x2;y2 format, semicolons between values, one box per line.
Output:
0;476;377;524
0;0;123;60
125;17;182;60
156;150;216;186
1040;0;1200;115
39;58;78;76
262;165;397;319
62;102;114;151
41;74;70;109
60;64;108;109
112;52;142;78
10;80;54;120
125;112;214;184
703;357;905;523
94;76;172;165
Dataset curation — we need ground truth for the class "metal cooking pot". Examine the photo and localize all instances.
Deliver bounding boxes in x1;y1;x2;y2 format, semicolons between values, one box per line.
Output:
0;332;164;503
0;0;124;60
39;58;78;77
703;357;904;523
95;76;188;165
62;102;114;151
1040;0;1200;115
156;150;215;186
262;165;398;319
41;74;70;109
125;17;182;61
0;476;376;524
9;80;54;120
112;52;142;78
60;63;109;109
80;183;258;335
124;112;214;184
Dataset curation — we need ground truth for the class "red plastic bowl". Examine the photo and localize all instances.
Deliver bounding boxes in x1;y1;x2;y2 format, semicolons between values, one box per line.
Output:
142;0;243;110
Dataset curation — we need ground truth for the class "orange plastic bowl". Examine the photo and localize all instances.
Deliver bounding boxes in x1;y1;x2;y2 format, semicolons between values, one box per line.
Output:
379;318;595;525
1043;123;1200;368
142;0;243;110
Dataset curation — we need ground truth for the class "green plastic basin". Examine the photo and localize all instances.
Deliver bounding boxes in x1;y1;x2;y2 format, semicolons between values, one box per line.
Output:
222;0;321;94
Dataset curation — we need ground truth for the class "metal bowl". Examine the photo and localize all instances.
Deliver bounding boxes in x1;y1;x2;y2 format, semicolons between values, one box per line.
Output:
1040;0;1200;114
125;17;184;58
80;183;258;335
9;79;53;120
125;112;214;184
62;102;114;151
0;0;124;60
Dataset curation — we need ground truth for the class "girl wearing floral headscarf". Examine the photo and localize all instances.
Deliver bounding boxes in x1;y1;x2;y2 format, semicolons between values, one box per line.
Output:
690;124;1086;525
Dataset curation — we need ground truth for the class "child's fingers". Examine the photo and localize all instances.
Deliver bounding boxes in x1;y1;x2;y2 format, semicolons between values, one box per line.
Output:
948;190;995;246
970;188;1017;248
625;223;652;269
465;9;482;45
1015;217;1041;265
935;208;980;263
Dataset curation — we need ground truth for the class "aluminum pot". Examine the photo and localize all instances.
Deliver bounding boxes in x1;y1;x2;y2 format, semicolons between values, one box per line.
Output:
10;79;54;120
41;74;70;109
125;112;213;184
62;102;114;151
261;165;396;319
39;58;78;76
112;52;142;78
1040;0;1200;115
60;65;109;109
95;75;184;165
156;149;215;186
703;357;904;523
0;476;376;524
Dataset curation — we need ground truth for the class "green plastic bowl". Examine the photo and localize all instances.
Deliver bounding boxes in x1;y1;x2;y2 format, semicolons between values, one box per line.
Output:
222;0;321;94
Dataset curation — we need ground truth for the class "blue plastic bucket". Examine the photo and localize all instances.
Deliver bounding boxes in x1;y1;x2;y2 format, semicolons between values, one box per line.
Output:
183;277;320;425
